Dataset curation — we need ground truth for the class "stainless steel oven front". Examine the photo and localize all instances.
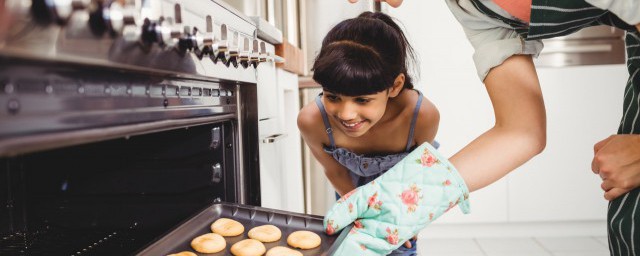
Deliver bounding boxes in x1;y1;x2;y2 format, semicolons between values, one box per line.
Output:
0;0;273;254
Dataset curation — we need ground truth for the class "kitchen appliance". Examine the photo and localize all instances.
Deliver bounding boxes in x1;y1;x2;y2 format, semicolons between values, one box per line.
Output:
0;0;344;255
535;25;626;67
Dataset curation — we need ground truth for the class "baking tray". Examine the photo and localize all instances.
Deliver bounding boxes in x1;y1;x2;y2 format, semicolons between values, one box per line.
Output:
136;202;350;256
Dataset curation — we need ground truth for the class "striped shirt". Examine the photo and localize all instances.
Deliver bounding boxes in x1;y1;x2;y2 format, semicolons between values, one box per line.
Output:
447;1;640;255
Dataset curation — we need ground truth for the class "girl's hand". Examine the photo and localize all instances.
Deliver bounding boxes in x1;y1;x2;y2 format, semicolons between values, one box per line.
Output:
347;0;404;8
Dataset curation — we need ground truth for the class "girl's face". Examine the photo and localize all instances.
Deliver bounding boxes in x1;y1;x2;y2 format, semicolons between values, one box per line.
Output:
322;90;391;138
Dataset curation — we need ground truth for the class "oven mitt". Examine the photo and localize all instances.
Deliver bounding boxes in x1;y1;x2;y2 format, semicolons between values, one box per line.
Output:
324;142;470;255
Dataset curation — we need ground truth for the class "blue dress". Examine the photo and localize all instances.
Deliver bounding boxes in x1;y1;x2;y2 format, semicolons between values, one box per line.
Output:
316;90;435;256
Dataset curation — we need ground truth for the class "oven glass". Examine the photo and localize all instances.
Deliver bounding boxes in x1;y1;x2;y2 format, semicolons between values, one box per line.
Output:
0;122;236;255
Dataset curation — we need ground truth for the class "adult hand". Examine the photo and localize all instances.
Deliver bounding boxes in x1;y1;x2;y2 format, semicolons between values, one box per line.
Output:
347;0;404;8
591;134;640;200
324;142;470;255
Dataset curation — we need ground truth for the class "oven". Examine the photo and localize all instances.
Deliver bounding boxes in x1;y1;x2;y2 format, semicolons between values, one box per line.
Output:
0;0;347;255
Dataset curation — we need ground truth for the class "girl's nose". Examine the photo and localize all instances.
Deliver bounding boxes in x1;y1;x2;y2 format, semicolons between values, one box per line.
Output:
337;103;358;121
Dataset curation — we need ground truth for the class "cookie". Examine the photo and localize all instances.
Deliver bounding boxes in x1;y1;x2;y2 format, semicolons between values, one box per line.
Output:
230;239;266;256
190;233;226;254
286;230;321;250
211;218;245;236
248;224;282;243
167;252;197;256
266;246;304;256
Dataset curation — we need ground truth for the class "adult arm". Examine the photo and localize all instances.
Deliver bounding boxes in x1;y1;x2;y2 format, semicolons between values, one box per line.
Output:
452;55;546;192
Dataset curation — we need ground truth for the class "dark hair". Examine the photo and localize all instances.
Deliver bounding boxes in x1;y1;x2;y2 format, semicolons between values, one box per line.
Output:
312;12;418;96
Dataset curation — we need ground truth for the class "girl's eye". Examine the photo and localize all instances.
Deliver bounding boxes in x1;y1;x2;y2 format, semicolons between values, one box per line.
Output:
325;95;339;102
355;98;371;104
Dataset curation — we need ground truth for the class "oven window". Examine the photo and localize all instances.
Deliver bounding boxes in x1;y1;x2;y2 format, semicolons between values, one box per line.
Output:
0;121;236;255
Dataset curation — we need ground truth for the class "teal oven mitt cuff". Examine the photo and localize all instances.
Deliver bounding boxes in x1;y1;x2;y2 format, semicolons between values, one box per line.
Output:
324;142;470;255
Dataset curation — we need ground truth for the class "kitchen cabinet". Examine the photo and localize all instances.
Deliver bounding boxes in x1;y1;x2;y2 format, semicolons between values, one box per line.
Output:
257;60;304;213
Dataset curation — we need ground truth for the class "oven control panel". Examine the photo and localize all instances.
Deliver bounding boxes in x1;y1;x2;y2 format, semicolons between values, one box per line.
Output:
0;0;277;84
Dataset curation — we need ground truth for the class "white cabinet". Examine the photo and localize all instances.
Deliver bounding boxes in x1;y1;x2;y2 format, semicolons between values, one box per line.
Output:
257;59;304;213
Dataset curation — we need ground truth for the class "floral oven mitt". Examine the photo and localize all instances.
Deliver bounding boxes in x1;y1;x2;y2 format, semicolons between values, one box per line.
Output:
324;142;471;255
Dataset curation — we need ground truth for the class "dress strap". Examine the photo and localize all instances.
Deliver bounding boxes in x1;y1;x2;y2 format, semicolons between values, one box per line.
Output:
315;94;336;148
405;90;423;151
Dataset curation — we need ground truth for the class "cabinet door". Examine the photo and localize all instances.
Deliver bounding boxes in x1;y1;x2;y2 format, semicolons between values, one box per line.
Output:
259;138;283;209
257;58;278;121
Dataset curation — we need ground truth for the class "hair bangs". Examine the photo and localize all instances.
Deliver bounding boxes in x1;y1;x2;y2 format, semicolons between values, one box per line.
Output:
312;42;394;96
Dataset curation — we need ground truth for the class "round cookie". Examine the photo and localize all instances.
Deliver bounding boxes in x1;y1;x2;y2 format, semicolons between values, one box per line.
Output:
211;218;245;236
287;230;321;250
230;239;266;256
248;224;282;243
167;252;197;256
266;246;304;256
190;233;226;254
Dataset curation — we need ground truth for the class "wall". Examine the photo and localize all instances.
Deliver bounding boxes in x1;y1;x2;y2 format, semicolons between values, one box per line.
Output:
388;1;628;237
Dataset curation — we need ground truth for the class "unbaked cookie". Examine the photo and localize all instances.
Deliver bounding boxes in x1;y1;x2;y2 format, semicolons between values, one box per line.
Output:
286;230;321;250
211;218;245;236
230;239;266;256
167;251;197;256
266;246;304;256
247;224;282;243
190;233;226;254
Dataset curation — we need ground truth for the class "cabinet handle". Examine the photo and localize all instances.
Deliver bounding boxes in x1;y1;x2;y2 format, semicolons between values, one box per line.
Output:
261;133;287;144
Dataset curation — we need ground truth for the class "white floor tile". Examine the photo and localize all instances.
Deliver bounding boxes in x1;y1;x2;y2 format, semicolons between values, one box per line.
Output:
476;238;549;253
552;253;609;256
535;237;609;253
417;238;483;253
594;236;608;247
419;253;486;256
485;253;551;256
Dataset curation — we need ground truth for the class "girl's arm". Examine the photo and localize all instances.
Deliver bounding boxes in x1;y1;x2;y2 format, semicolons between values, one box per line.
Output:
297;105;357;196
451;54;546;192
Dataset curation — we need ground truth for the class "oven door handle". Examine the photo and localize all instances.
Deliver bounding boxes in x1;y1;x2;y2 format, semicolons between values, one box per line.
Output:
261;133;287;144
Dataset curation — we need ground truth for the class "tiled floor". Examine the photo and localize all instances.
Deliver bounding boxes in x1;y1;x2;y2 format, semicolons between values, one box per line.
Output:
417;236;609;256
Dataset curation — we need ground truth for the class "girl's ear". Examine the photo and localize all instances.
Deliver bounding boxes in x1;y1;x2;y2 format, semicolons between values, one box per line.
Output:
388;74;405;98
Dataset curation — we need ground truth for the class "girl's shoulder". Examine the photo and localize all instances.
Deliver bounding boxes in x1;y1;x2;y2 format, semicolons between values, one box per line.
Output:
297;100;327;142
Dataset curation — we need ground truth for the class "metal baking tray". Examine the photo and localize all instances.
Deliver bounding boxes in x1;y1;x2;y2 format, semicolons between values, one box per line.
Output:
136;202;350;255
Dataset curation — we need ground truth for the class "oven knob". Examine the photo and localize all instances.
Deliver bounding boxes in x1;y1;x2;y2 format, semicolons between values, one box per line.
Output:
259;41;268;63
89;0;140;39
192;27;216;59
250;39;260;68
5;0;33;19
141;17;182;48
212;24;229;63
239;37;251;69
31;0;91;25
227;31;239;68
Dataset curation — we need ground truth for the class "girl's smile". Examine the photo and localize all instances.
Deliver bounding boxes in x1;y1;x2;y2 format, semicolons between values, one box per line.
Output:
322;90;394;137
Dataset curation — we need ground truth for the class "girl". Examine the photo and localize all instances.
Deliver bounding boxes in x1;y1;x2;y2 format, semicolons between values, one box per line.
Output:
297;11;437;255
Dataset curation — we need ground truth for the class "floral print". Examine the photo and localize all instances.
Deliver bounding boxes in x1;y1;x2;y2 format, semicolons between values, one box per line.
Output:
367;192;383;210
350;219;364;234
338;189;356;204
417;148;438;167
399;184;422;213
326;220;338;235
321;143;471;255
385;227;399;245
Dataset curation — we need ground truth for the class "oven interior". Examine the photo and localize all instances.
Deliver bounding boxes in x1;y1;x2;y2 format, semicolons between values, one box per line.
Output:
0;121;237;255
